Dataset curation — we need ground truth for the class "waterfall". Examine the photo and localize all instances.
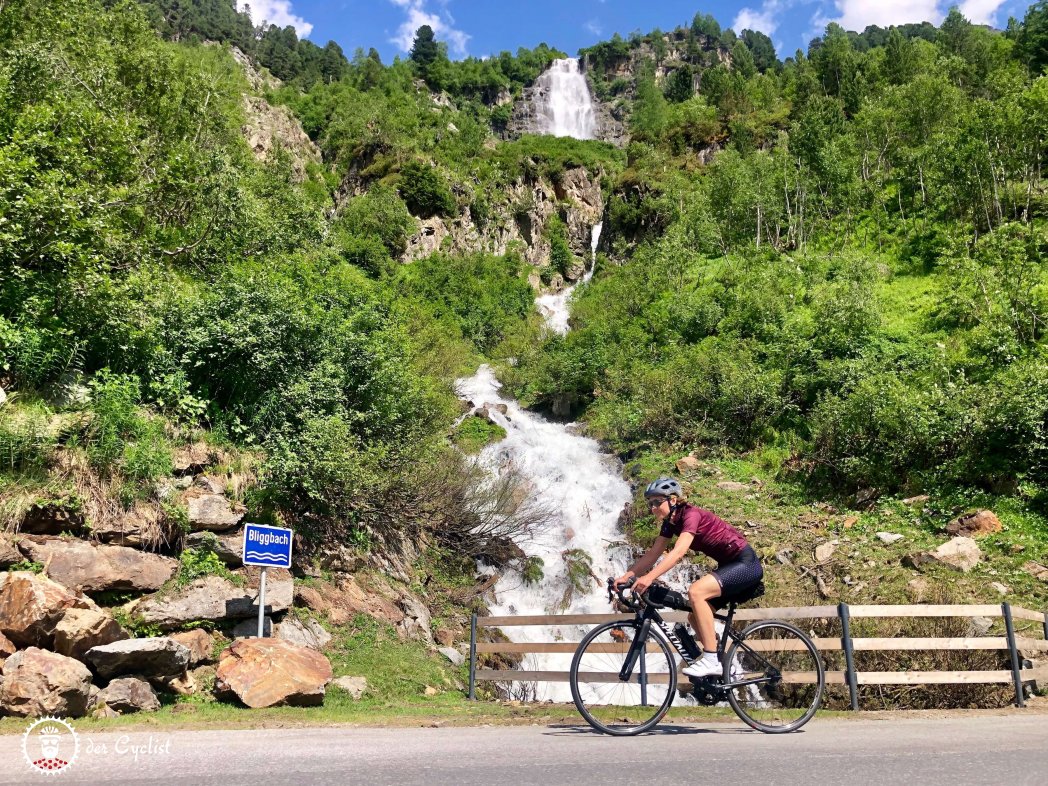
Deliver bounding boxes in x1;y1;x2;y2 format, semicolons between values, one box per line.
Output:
536;222;602;335
532;58;596;140
455;223;632;702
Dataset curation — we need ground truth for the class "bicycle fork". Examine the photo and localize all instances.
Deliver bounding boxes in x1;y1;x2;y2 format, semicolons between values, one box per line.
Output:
619;618;653;705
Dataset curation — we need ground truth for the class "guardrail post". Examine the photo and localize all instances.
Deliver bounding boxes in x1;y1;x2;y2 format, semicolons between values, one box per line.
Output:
1002;603;1025;708
838;602;859;711
468;613;477;701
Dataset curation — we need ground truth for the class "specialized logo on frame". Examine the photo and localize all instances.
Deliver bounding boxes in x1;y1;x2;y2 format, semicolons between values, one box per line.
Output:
22;717;79;776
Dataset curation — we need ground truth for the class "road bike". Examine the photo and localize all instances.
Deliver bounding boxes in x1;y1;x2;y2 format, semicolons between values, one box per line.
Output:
568;577;825;736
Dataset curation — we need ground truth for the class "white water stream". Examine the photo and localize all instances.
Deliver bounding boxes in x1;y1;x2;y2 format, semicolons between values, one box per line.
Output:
456;224;632;701
532;58;597;139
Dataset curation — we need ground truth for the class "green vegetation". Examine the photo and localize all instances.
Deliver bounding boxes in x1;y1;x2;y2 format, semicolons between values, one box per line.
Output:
140;0;350;89
453;417;507;455
2;0;1048;716
174;538;237;589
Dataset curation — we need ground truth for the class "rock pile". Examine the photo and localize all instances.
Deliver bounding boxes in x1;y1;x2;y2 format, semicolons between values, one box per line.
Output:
1;456;447;716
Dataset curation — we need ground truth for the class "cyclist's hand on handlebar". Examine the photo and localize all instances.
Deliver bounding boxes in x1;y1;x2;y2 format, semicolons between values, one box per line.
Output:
633;573;654;595
613;571;635;588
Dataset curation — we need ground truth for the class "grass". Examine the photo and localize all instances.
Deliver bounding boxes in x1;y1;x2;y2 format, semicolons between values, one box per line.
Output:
452;416;507;454
619;448;1048;615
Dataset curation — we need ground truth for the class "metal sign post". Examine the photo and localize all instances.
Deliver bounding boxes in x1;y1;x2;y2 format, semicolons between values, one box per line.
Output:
257;567;267;638
242;523;294;638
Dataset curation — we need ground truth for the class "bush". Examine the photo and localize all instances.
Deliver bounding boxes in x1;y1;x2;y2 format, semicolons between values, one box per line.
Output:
397;161;457;218
336;185;416;256
0;399;57;474
546;216;576;280
453;415;507;454
393;252;534;354
85;371;169;478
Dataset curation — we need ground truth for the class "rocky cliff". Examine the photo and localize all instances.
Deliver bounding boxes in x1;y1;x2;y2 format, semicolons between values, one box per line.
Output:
402;165;606;289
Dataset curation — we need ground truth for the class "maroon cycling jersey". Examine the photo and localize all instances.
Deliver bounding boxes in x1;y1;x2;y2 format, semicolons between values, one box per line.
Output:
659;502;748;564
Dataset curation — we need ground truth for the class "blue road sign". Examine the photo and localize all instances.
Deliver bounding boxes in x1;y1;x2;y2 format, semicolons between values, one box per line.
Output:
242;523;293;569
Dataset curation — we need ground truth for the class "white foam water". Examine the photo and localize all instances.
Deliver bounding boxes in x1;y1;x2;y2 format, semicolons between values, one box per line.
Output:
532;58;597;140
535;222;602;335
455;222;638;701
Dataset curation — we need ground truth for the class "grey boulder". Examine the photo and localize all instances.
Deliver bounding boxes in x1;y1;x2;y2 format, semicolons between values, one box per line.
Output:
85;637;191;679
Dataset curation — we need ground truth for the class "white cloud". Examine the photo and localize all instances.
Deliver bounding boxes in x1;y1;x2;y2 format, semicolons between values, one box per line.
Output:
734;3;784;36
817;0;1008;33
957;0;1007;25
388;0;470;57
585;19;603;37
824;0;943;31
244;0;313;38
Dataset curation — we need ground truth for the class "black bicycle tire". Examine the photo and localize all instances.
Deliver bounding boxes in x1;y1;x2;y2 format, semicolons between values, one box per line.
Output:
569;620;678;736
724;619;825;733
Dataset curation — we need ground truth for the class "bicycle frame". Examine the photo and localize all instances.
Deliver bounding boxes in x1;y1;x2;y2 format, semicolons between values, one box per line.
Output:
619;601;781;694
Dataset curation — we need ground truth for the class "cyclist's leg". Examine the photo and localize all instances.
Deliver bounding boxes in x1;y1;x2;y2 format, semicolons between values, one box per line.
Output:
711;546;764;605
687;574;722;652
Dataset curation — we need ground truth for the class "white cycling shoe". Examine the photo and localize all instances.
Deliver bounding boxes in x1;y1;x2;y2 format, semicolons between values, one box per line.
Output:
682;654;722;678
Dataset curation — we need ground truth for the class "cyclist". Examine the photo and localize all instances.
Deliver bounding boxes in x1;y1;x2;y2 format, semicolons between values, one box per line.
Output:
615;476;763;678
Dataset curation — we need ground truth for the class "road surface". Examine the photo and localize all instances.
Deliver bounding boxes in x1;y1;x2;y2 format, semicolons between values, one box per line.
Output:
2;715;1045;785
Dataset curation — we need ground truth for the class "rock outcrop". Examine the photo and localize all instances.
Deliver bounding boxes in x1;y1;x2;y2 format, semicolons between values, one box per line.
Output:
85;637;191;680
945;510;1003;538
242;97;321;182
0;647;92;717
0;534;21;568
277;617;331;650
52;608;128;661
401;168;605;283
0;571;95;647
100;676;161;714
927;537;982;572
215;638;332;708
18;502;87;536
90;504;174;550
184;529;244;566
168;630;214;666
135;574;292;629
186;490;244;532
18;537;177;593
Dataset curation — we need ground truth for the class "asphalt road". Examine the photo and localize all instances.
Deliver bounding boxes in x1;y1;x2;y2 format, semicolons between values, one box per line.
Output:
2;715;1046;785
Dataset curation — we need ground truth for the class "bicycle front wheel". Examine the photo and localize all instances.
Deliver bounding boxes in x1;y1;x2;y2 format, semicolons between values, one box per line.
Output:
724;620;825;733
569;620;678;736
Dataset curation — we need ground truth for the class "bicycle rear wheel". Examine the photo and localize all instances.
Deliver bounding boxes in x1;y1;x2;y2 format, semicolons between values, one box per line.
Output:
724;620;825;733
569;620;678;736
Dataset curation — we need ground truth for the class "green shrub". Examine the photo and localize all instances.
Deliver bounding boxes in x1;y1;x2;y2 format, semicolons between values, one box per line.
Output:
397;161;457;218
0;400;56;474
393;252;534;354
452;415;507;454
336;185;416;256
334;231;395;277
546;216;576;279
84;370;171;481
175;539;236;588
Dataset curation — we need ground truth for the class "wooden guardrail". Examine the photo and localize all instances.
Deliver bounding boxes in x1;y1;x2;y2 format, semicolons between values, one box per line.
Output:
467;602;1048;709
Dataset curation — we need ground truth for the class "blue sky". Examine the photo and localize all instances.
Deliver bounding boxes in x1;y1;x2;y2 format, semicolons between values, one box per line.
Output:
244;1;1036;60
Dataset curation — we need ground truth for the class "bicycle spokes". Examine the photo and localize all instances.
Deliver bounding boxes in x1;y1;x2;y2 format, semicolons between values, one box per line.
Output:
724;621;825;733
570;620;678;736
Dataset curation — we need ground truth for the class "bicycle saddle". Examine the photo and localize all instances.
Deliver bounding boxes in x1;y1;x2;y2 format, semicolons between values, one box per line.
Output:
711;580;765;610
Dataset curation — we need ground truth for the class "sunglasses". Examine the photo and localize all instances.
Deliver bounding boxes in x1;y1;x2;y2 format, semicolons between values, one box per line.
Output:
647;497;669;509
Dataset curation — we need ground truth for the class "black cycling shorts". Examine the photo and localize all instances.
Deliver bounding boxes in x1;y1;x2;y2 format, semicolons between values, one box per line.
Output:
712;545;763;598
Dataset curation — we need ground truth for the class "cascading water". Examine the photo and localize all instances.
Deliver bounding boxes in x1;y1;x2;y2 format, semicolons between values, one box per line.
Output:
535;222;602;335
531;58;596;140
456;224;632;701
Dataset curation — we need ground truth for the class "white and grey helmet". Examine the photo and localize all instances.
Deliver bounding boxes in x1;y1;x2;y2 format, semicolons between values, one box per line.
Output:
644;477;682;498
